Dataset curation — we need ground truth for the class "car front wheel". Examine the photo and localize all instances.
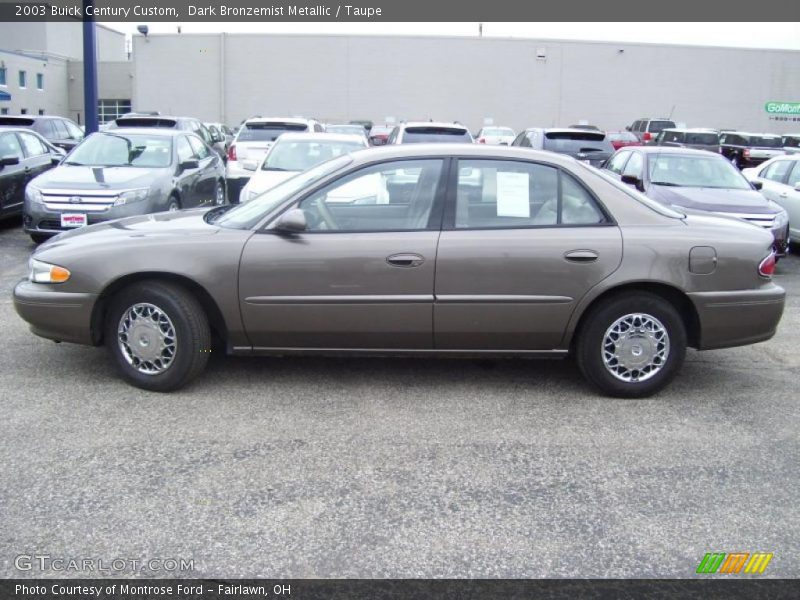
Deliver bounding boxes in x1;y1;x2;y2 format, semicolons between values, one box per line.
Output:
104;281;211;391
576;292;686;398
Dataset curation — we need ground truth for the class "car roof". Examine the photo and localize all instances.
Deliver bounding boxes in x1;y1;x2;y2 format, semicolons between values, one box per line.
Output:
661;128;719;133
244;117;315;125
274;132;367;144
723;131;781;137
523;127;606;136
99;127;185;137
344;143;583;166
401;121;468;130
633;146;725;156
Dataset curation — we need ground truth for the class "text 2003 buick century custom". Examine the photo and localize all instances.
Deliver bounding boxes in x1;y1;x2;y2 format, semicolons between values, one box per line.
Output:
14;145;785;397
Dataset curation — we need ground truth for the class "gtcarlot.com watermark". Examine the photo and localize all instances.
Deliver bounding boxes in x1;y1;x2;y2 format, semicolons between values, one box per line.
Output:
14;553;195;573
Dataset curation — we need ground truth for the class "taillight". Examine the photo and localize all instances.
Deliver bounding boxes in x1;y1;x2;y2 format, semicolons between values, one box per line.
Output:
227;144;237;161
758;252;776;278
478;138;486;144
643;132;652;141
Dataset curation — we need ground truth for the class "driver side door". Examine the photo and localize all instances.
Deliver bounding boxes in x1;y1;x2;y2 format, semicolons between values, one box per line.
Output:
238;158;447;349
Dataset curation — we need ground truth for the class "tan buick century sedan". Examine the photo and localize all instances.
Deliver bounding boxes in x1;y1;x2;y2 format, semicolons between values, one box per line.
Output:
14;145;785;397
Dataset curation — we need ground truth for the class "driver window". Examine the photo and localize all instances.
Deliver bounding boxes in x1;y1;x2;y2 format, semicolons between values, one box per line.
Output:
0;132;24;160
298;159;443;232
176;136;194;163
188;135;210;159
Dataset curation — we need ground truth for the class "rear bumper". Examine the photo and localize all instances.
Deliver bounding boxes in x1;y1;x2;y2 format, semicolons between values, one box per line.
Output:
13;280;98;345
689;284;785;350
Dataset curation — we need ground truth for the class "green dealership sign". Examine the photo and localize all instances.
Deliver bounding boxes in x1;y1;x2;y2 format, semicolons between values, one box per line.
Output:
765;102;800;115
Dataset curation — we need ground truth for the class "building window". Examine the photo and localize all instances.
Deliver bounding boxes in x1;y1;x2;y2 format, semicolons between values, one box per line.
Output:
0;67;7;86
97;99;132;124
36;73;44;90
20;108;28;114
19;70;26;88
38;109;45;115
1;108;8;115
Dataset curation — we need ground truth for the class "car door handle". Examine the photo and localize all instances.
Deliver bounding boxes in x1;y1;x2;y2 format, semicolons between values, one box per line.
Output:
387;253;425;267
564;250;599;263
779;192;788;198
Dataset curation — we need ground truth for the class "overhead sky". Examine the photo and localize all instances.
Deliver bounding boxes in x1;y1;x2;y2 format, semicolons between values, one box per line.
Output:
102;22;800;50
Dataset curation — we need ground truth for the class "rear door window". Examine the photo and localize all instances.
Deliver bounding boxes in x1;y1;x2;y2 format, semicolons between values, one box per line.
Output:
188;135;210;159
453;159;605;228
176;136;194;163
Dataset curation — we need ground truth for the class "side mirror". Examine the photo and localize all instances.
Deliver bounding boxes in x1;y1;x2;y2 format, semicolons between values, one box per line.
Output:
179;159;199;170
273;208;307;233
0;155;20;167
751;180;763;191
621;174;644;191
625;126;631;132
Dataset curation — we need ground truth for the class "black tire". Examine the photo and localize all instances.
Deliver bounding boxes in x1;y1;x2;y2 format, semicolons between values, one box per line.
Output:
214;179;227;206
167;195;180;212
104;281;211;392
576;292;686;398
29;233;51;244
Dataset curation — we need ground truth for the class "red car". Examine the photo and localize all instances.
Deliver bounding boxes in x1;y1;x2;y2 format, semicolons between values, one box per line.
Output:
368;125;393;146
606;131;641;150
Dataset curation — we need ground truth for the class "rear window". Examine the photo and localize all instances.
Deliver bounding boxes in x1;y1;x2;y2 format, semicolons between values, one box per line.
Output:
748;135;783;148
114;118;178;128
402;126;472;144
648;120;676;133
543;131;613;154
0;117;35;126
482;127;515;136
684;132;719;145
237;121;308;142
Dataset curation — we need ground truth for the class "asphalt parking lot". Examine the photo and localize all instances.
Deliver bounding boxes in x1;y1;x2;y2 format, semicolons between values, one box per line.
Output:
0;217;798;579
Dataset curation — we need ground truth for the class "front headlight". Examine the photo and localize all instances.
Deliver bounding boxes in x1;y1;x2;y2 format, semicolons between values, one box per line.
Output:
28;258;71;283
26;185;44;205
113;188;150;206
774;210;789;229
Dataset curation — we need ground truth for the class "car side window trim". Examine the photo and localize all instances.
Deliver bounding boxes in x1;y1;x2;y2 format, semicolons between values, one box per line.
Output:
441;157;616;231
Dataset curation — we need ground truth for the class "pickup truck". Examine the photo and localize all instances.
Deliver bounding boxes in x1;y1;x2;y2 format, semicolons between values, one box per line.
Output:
719;132;785;168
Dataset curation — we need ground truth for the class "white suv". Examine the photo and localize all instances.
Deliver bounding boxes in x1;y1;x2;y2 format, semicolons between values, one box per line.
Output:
226;117;322;201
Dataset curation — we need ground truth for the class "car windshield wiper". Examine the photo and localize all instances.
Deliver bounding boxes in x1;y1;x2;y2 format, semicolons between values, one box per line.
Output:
262;166;288;171
651;181;682;187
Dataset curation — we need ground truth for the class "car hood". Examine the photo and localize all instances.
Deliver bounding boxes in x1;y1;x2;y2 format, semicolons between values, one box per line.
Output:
247;169;298;194
648;185;778;214
38;208;219;251
32;164;166;190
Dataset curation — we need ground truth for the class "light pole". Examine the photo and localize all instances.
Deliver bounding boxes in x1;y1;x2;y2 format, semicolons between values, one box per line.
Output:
82;0;98;133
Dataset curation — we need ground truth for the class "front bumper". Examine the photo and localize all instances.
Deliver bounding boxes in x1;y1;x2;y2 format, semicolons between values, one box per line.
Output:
24;201;160;237
13;280;98;345
689;284;785;350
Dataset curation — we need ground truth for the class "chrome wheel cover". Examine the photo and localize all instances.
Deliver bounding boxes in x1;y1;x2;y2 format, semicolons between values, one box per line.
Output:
168;201;179;212
602;313;669;383
118;303;177;375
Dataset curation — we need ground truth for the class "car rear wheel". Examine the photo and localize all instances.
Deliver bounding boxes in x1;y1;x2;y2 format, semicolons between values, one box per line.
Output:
576;292;686;398
104;281;210;392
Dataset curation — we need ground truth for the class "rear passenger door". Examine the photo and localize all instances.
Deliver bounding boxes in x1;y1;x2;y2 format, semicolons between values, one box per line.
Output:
18;131;54;182
187;134;218;205
434;159;622;350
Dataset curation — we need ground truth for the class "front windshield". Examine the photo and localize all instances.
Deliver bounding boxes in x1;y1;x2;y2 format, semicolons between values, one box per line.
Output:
214;155;352;229
482;127;515;136
262;139;365;172
649;154;751;190
65;133;172;168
